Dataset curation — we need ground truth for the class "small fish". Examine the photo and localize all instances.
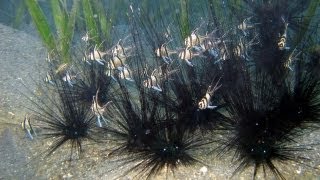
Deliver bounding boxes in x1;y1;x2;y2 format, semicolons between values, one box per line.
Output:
105;69;117;81
185;32;201;48
84;45;107;65
107;54;127;70
112;41;126;57
284;47;301;71
45;50;56;63
184;23;207;49
238;17;254;30
81;31;97;42
233;38;245;58
91;89;112;127
143;75;162;92
214;41;229;66
238;16;260;35
143;66;178;92
118;66;134;82
184;32;208;53
55;63;69;74
143;76;162;92
44;72;54;85
233;35;259;60
155;44;176;64
277;17;290;50
81;32;90;42
21;114;36;140
45;52;53;63
62;71;77;87
198;78;222;110
110;36;132;57
179;48;200;67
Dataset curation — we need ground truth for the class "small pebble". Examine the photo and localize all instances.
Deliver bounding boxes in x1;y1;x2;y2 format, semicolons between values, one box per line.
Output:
296;167;302;174
62;173;73;179
200;166;208;175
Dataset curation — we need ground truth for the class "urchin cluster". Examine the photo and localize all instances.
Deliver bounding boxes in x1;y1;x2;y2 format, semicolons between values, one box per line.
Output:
21;0;320;179
101;74;216;179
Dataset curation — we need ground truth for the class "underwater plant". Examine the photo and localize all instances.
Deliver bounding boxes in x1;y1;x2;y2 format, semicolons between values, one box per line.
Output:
26;0;79;64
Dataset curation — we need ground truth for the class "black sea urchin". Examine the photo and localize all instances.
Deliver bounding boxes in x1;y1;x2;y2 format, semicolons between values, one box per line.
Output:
277;69;320;133
99;35;212;179
25;71;99;160
219;68;319;179
75;62;112;105
102;87;211;179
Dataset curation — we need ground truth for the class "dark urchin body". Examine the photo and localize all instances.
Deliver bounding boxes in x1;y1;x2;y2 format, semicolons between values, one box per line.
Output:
220;67;320;179
102;92;211;179
27;71;99;160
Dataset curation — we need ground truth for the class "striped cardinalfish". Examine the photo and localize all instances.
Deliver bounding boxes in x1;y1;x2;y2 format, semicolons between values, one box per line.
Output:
198;78;222;110
21;114;36;140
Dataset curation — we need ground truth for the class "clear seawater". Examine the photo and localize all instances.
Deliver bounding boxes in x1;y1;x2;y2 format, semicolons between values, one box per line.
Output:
0;0;319;179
